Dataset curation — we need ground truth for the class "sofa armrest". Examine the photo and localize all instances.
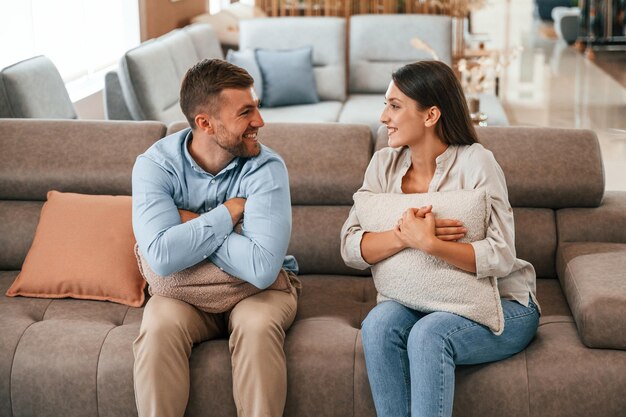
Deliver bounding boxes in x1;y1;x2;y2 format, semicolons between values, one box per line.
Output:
557;191;626;243
558;242;626;349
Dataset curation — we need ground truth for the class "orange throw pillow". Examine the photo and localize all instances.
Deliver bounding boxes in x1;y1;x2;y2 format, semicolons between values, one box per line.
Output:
5;191;146;307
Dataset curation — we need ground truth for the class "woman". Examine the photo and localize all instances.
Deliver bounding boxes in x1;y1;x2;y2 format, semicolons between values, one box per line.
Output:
340;61;540;417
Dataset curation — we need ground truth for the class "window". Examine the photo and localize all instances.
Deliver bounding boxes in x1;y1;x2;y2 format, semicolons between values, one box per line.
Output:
0;0;140;99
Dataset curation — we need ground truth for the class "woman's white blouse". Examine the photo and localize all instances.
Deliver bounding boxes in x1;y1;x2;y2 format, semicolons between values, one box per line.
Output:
340;143;538;308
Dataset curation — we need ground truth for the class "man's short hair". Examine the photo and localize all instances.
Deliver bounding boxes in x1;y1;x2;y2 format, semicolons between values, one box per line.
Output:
179;59;254;128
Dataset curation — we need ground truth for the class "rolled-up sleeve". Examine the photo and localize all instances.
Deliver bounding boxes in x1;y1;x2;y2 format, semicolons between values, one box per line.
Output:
340;152;387;270
132;156;234;276
469;150;517;279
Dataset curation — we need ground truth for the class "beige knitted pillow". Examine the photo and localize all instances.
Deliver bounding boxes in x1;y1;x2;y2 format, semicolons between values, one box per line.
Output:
135;210;291;313
354;189;504;334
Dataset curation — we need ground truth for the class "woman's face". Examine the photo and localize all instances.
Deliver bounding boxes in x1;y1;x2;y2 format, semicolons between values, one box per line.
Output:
380;81;429;148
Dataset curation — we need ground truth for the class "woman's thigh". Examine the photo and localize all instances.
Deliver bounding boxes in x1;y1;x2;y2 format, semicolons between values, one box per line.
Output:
409;298;539;365
362;300;426;341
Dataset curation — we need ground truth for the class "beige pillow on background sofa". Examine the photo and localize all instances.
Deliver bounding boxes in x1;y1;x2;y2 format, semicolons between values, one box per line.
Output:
354;189;505;335
136;210;292;313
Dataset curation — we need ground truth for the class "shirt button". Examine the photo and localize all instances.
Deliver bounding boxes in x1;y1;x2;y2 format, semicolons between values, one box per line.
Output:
203;255;208;259
219;267;224;271
211;179;215;184
224;235;228;239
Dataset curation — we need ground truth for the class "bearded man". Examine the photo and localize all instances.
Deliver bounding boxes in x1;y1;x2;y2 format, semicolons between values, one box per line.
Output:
131;59;299;417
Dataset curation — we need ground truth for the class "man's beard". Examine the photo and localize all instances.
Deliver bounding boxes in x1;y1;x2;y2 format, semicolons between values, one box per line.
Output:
215;125;261;158
217;140;260;158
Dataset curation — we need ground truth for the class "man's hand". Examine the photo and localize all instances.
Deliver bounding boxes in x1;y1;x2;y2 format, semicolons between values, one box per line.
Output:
223;197;246;226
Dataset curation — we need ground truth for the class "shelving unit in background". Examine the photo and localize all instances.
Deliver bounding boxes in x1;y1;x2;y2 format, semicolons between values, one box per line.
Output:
576;0;626;58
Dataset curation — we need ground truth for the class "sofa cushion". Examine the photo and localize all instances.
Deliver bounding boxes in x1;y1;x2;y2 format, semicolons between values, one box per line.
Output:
258;123;373;205
183;23;224;61
0;55;77;119
339;94;385;135
256;46;319;107
349;14;453;93
5;191;146;307
513;208;557;278
239;17;346;101
0;75;13;117
0;201;43;270
557;191;626;243
226;48;264;101
354;189;505;334
119;24;223;122
556;242;626;349
525;318;626;416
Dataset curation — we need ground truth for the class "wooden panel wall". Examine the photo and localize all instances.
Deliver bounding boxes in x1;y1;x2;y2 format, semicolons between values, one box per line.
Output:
139;0;207;41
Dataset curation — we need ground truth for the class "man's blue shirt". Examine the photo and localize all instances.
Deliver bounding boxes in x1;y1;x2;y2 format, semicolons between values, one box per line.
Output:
132;128;298;288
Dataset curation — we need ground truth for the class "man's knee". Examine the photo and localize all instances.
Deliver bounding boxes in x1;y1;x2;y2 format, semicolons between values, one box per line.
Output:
230;313;285;351
136;297;200;351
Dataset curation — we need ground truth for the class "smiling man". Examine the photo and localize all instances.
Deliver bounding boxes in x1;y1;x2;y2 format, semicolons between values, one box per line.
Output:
131;59;299;417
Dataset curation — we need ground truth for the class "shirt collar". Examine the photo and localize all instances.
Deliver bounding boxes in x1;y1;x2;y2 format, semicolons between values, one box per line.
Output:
183;129;240;177
435;145;454;165
400;144;455;167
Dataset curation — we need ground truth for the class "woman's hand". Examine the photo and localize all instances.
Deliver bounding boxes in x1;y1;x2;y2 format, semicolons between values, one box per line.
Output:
395;206;467;253
396;206;437;252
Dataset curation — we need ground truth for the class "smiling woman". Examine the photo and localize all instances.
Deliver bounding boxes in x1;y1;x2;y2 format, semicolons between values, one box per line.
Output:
0;0;140;99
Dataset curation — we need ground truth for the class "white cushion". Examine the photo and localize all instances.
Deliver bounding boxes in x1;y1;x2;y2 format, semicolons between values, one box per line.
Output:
354;189;505;334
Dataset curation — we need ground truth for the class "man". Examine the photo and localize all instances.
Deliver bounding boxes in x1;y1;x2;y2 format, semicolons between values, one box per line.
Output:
131;59;299;417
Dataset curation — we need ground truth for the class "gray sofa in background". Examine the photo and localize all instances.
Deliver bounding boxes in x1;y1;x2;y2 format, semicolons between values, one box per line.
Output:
338;14;453;132
105;15;508;132
2;118;626;417
0;55;77;119
105;24;224;124
238;17;346;123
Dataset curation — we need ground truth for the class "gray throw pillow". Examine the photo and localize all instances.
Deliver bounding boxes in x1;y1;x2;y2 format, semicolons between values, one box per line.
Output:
226;48;264;101
255;46;319;108
354;188;505;335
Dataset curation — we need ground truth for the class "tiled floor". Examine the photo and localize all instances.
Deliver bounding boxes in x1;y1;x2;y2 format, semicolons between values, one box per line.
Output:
472;0;626;191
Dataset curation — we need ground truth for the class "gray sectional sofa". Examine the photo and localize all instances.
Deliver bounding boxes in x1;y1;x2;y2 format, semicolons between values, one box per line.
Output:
1;118;626;417
105;15;508;132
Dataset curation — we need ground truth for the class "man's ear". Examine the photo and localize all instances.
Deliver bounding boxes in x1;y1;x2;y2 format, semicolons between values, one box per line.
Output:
424;106;441;128
194;113;214;134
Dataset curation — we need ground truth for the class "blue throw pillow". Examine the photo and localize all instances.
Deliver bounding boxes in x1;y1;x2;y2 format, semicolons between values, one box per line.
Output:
255;46;319;108
226;49;264;102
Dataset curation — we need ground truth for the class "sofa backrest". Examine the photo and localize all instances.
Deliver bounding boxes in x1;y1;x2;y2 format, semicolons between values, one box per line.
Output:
118;24;223;124
349;14;453;94
103;71;133;120
259;123;373;275
0;55;77;119
239;17;346;102
0;75;12;117
0;119;371;277
0;119;166;270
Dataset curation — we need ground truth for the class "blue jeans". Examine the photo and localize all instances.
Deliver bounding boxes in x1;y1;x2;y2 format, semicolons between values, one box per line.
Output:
361;298;539;417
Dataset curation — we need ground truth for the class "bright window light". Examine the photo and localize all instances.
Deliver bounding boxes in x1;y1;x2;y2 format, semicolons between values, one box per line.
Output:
0;0;140;96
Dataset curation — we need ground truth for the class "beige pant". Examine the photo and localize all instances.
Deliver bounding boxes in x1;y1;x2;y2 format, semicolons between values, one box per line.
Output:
133;283;298;417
